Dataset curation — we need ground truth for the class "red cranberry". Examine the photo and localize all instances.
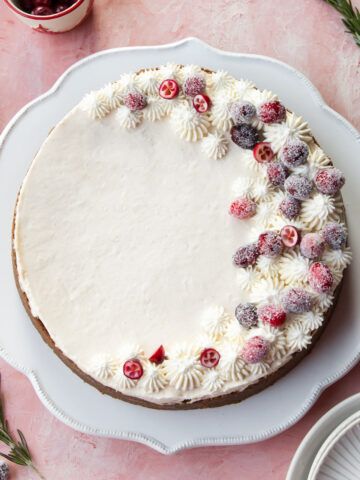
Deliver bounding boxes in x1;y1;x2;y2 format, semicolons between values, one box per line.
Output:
279;195;301;220
200;348;221;368
258;101;286;124
253;142;275;163
308;262;333;294
159;79;179;99
184;75;206;97
233;243;260;268
123;359;143;380
149;345;165;364
300;233;325;259
258;304;287;327
258;231;284;257
193;94;211;113
314;168;345;196
280;225;300;247
229;197;257;219
267;162;289;187
280;139;309;168
124;92;147;111
231;124;259;149
281;288;313;313
235;303;258;329
284;174;313;200
229;101;256;124
321;223;347;250
31;5;53;14
242;336;270;363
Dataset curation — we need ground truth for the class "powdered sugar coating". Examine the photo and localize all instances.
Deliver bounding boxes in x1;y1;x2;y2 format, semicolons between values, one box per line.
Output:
235;303;258;329
280;139;309;168
184;75;206;97
267;162;289;187
233;243;260;268
308;262;334;293
300;233;325;259
258;304;287;327
321;223;347;250
279;195;301;220
258;101;286;124
231;123;260;149
281;288;313;313
314;167;345;195
284;174;313;200
229;198;257;219
124;92;147;111
241;336;270;364
229;101;256;124
258;231;284;257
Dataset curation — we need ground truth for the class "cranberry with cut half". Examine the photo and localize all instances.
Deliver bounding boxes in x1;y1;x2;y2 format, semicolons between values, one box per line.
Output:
193;94;211;113
123;359;143;380
253;142;275;163
200;348;220;368
159;79;179;99
280;225;300;247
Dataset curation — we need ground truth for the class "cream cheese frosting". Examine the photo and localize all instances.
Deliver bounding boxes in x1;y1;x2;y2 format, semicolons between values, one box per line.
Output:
13;64;351;406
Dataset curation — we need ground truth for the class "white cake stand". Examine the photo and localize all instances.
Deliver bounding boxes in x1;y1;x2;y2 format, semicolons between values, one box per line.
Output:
0;38;359;454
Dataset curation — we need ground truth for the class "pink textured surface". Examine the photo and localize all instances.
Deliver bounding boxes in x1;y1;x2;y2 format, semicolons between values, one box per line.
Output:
1;0;360;478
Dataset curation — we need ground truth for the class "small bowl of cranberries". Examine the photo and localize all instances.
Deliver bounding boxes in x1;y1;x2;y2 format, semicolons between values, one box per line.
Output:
3;0;94;33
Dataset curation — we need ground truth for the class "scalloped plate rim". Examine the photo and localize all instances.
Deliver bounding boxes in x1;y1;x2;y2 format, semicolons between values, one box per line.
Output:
0;37;360;455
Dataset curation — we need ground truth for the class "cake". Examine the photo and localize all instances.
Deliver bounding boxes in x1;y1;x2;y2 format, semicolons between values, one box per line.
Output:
12;64;351;409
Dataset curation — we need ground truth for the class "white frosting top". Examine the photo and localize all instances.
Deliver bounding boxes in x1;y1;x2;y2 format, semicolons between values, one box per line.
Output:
13;64;350;406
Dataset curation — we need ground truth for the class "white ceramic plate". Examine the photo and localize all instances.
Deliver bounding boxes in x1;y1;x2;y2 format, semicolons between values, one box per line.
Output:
287;394;360;480
309;410;360;479
0;38;360;454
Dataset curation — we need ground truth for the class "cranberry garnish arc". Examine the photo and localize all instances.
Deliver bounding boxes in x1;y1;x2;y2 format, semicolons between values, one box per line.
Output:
123;359;143;380
193;94;211;113
159;79;179;99
200;348;220;368
149;345;165;364
253;142;275;163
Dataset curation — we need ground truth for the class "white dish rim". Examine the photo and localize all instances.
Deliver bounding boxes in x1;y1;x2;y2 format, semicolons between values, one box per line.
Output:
0;38;360;455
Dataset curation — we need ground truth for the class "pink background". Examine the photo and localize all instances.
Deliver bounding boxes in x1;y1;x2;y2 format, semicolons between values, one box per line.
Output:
1;0;360;478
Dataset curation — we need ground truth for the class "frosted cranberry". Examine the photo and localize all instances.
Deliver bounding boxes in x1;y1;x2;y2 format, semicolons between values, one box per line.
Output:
258;101;286;124
279;195;301;220
258;304;287;327
230;123;259;149
300;233;325;259
184;75;205;97
321;223;347;250
280;225;300;247
280;139;309;168
149;345;165;364
314;168;345;195
123;359;143;380
281;288;313;313
233;243;260;268
229;101;256;124
200;348;220;368
124;92;147;111
309;262;333;294
284;174;312;200
267;162;289;187
253;142;275;163
31;5;53;14
235;303;258;329
258;231;284;257
229;197;257;219
242;336;270;363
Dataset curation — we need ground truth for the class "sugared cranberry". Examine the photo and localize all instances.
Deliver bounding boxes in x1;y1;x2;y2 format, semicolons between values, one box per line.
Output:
229;197;257;219
280;225;300;247
258;101;286;124
258;231;284;257
284;174;312;200
229;101;256;124
300;233;325;259
242;336;270;364
233;243;260;268
123;359;143;380
124;92;147;111
184;75;205;97
253;142;275;163
280;139;309;168
31;5;53;14
200;348;221;368
149;345;165;364
314;168;345;195
235;303;258;329
309;262;334;294
281;288;313;313
230;123;260;149
321;223;347;250
267;162;289;187
258;304;287;327
279;195;301;220
193;94;211;113
159;79;179;99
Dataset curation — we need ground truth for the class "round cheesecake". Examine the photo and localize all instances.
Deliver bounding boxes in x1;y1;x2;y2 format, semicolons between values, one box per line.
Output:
13;64;351;409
